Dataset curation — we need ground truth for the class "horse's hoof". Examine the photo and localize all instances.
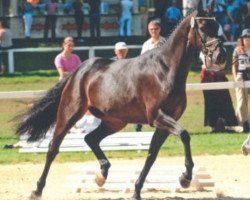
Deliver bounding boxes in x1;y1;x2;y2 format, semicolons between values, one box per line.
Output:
132;192;141;200
30;190;41;200
179;173;191;188
95;172;106;187
242;145;250;156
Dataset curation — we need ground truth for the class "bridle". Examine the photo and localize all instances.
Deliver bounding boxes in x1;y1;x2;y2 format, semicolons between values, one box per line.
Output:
191;16;222;68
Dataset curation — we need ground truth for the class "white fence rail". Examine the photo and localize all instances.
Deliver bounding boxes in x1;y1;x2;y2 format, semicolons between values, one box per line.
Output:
0;81;250;100
6;42;236;74
7;45;142;74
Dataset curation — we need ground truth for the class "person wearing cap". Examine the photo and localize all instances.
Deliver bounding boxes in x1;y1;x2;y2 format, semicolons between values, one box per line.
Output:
113;41;128;60
232;28;250;133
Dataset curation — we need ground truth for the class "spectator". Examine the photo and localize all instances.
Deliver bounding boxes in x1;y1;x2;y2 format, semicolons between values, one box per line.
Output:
0;20;13;74
232;28;250;133
119;0;133;39
244;0;250;28
54;36;81;81
183;0;199;17
200;52;238;133
141;18;166;55
87;0;101;41
22;1;35;39
113;41;128;60
62;0;72;14
44;0;58;40
162;0;182;37
72;0;84;42
135;19;166;131
232;0;247;38
208;0;227;27
153;0;168;19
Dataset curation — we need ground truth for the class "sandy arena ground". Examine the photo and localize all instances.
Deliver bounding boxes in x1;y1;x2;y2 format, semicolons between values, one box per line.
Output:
1;155;250;200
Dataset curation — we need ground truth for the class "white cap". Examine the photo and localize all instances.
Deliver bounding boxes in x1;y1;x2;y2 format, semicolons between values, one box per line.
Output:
115;42;128;50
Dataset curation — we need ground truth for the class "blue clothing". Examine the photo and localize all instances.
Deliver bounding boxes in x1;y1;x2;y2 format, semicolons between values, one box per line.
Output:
119;0;133;37
165;6;181;22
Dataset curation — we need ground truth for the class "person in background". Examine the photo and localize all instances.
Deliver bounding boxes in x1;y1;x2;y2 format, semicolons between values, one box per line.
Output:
135;19;166;131
207;0;227;27
244;0;250;29
232;28;250;133
54;36;81;80
44;0;58;40
0;20;13;74
200;52;238;133
72;0;84;42
87;0;101;42
113;41;128;60
163;0;182;37
22;1;35;39
141;18;166;55
153;0;168;19
119;0;133;39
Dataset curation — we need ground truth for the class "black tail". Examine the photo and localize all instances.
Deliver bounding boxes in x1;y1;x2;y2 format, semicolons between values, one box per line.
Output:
16;77;70;141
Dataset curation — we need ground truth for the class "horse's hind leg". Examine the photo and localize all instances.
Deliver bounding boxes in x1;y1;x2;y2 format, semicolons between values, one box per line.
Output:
84;119;126;187
31;128;68;199
31;97;86;198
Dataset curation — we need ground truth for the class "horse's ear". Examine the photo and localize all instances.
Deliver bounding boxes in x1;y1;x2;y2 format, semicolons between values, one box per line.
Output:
207;0;215;15
197;0;204;14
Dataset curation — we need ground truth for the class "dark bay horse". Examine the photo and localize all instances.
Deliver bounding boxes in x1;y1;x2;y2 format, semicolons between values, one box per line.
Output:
16;1;226;199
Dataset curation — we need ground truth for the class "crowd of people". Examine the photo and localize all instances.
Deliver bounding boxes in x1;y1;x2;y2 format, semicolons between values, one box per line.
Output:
154;0;250;41
12;0;250;43
20;0;101;41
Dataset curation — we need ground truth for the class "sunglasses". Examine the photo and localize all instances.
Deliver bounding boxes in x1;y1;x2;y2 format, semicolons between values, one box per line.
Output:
149;28;159;31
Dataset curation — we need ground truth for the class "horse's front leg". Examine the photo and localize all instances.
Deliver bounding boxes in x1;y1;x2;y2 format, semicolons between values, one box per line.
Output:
179;130;194;188
31;131;67;199
132;129;169;200
155;109;194;188
133;109;194;200
84;120;126;187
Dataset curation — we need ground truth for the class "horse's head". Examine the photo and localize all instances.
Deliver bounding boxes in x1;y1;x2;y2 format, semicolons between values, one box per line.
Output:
188;0;226;70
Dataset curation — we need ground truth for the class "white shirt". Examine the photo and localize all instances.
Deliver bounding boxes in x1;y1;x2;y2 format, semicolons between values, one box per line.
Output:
233;48;250;71
141;36;166;54
0;28;13;48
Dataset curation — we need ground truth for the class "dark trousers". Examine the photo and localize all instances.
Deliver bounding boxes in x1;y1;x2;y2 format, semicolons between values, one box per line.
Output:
44;15;57;39
75;14;84;39
89;13;100;38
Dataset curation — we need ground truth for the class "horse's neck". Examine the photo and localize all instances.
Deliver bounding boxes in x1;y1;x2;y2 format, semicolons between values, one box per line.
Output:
161;14;196;87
